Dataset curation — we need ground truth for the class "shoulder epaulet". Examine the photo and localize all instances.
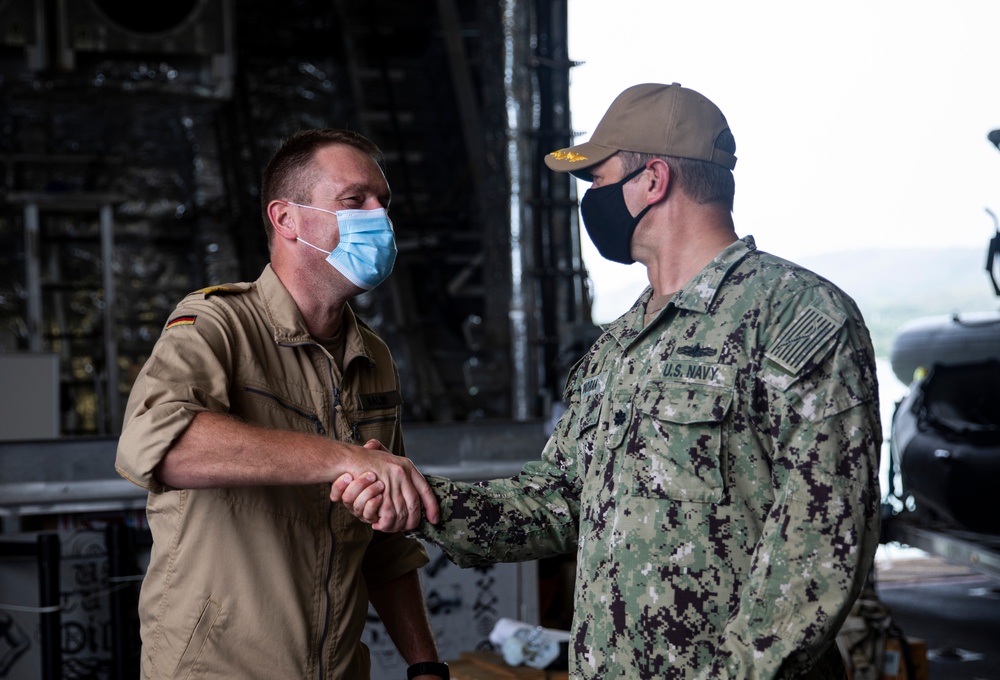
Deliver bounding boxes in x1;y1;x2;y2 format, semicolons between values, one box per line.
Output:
562;354;590;402
195;283;251;297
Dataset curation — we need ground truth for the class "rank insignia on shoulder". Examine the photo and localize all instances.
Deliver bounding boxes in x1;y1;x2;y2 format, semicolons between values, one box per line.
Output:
765;305;842;374
197;284;246;296
548;149;588;162
165;315;197;330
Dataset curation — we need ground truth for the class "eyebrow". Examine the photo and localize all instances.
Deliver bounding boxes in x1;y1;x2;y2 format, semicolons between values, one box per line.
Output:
333;182;391;205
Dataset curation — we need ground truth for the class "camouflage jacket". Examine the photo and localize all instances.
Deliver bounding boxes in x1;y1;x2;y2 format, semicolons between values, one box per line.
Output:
419;237;882;679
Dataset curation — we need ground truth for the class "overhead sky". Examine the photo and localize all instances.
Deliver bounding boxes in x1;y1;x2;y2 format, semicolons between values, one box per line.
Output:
566;1;1000;322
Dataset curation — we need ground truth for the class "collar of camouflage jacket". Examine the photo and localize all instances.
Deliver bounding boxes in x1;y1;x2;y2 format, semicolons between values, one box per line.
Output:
607;235;757;345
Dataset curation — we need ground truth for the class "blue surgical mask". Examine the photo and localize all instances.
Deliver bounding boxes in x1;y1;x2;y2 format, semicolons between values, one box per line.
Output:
291;203;398;290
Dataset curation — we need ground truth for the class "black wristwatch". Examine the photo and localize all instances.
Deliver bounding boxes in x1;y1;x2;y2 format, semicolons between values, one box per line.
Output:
407;661;449;679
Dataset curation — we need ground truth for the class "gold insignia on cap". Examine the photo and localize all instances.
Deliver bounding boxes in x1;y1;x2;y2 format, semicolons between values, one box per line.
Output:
549;149;588;162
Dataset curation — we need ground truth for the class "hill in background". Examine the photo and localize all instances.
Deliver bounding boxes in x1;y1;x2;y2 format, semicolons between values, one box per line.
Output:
797;247;1000;359
588;246;999;364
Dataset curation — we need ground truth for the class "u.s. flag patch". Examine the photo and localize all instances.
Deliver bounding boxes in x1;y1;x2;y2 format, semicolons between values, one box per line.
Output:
765;306;842;374
165;315;197;330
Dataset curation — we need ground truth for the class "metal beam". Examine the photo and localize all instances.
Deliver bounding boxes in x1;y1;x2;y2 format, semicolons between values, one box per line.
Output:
889;521;1000;581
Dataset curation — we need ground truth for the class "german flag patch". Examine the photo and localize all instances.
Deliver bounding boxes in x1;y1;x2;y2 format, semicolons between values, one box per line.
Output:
165;315;197;330
765;306;842;374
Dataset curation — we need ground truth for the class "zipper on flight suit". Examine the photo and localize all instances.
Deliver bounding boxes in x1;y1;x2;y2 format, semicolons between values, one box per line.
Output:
317;352;340;680
351;414;396;442
275;339;340;680
242;386;326;435
317;501;336;680
314;346;383;677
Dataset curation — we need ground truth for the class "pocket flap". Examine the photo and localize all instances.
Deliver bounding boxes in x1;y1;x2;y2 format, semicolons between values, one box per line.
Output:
638;381;733;425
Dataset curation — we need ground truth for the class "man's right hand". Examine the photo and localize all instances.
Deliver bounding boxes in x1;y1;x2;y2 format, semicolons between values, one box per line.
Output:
334;439;438;532
154;413;438;531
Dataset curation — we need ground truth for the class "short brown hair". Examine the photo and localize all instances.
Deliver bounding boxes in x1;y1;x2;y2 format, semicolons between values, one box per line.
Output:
260;129;384;248
618;128;736;212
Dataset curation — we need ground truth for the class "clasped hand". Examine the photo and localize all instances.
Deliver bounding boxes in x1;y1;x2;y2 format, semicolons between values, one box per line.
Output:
331;439;437;532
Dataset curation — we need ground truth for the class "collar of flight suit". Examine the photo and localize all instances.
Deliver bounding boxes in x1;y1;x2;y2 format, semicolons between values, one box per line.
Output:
257;263;375;369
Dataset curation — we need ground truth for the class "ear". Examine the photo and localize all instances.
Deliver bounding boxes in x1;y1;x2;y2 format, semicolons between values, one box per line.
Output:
268;200;298;241
644;158;671;205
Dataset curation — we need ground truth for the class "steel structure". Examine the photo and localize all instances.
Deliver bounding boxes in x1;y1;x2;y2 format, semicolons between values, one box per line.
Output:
0;0;594;435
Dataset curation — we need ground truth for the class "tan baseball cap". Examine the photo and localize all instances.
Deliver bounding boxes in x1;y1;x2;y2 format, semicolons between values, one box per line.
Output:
545;82;737;180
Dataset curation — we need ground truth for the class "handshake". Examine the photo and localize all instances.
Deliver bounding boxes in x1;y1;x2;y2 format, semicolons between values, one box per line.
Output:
330;438;439;533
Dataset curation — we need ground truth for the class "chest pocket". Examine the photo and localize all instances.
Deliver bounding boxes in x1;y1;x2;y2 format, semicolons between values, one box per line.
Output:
626;381;733;503
241;383;327;435
348;390;402;446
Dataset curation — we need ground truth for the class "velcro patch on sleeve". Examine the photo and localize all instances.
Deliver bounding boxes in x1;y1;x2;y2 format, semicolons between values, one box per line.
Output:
765;305;842;374
165;315;197;330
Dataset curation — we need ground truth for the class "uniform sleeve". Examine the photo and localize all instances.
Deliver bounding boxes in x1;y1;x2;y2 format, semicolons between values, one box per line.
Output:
115;297;235;493
362;532;430;588
705;286;882;679
416;382;585;567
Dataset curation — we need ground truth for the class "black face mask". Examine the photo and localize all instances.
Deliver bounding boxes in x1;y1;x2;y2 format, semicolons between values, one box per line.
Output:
579;165;653;265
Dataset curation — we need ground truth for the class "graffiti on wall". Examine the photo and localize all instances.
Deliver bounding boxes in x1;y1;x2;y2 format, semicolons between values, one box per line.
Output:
364;543;537;680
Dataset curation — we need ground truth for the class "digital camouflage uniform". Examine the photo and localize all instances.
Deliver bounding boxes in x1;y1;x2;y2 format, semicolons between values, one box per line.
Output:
419;236;881;679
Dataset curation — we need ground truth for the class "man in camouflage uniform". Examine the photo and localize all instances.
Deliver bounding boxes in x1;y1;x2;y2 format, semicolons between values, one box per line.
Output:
334;83;882;679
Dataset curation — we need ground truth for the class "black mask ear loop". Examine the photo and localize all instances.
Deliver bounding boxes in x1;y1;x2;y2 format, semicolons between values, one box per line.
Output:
619;164;655;220
617;164;655;255
616;164;648;188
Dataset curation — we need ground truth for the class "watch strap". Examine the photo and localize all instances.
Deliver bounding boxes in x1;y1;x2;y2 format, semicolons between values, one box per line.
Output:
407;661;449;679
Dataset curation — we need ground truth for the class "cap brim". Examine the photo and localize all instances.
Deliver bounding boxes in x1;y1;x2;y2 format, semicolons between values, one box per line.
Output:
544;141;618;180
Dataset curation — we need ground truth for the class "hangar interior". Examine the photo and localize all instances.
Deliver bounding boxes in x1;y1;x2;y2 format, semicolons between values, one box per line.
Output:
0;1;592;677
0;0;597;435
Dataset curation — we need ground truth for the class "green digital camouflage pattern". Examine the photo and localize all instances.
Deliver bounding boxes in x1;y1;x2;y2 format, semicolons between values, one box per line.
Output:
419;237;881;679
